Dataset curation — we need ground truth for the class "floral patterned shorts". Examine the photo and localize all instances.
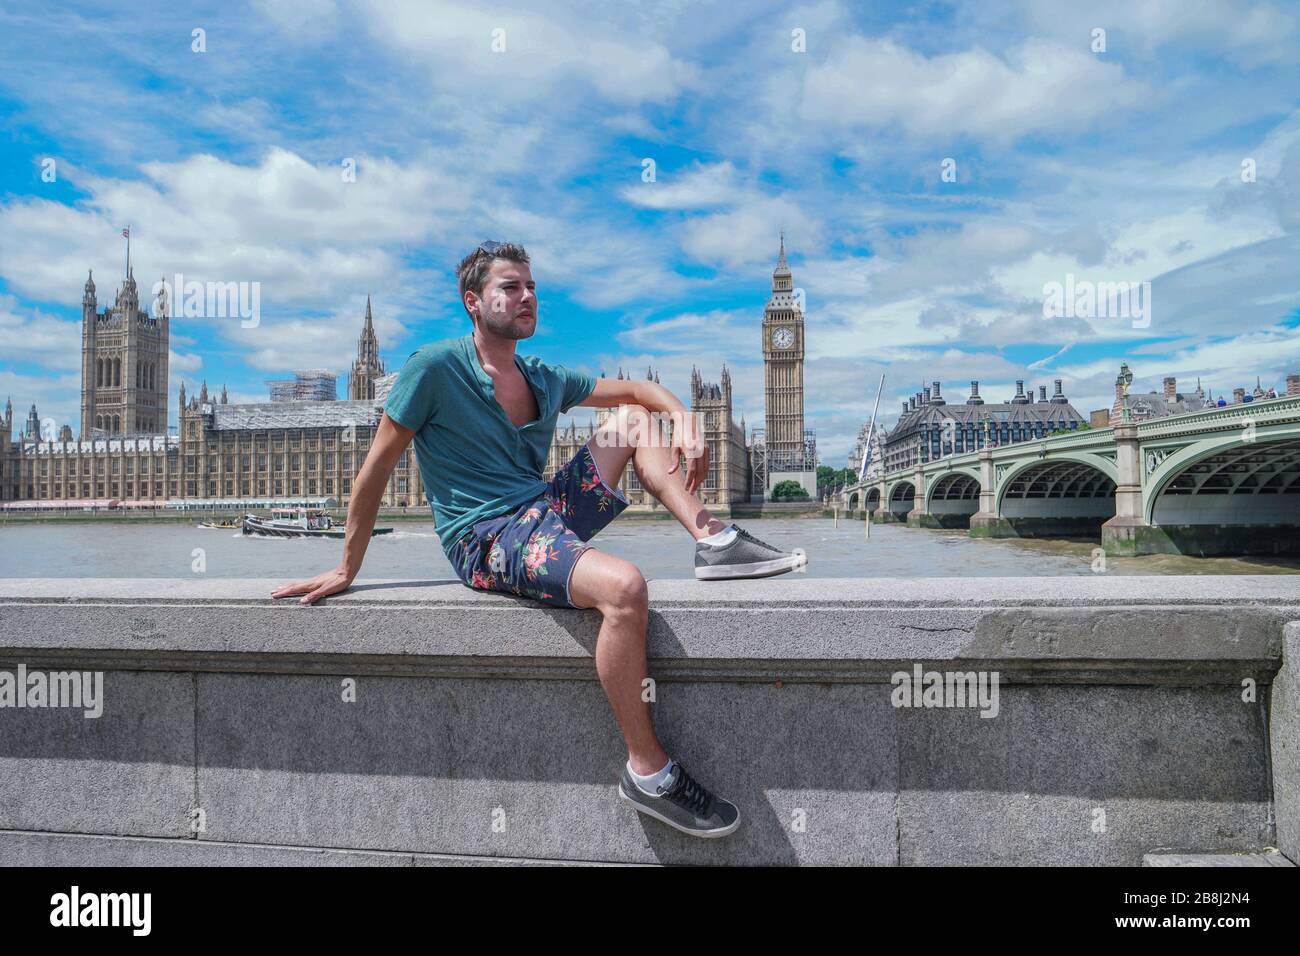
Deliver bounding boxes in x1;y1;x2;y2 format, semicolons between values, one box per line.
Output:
449;441;630;608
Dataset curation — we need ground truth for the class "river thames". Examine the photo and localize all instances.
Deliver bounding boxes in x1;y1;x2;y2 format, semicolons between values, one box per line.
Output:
1;517;1296;581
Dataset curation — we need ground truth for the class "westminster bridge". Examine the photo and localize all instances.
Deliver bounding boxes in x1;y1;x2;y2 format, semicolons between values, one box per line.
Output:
843;393;1300;556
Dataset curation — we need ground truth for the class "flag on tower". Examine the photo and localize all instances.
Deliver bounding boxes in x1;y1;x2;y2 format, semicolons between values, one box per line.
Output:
121;227;130;238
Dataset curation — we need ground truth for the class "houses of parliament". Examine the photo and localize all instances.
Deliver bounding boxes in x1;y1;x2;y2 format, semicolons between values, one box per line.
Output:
0;242;812;510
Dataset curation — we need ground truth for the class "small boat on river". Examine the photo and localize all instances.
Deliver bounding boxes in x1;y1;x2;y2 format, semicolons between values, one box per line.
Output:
197;517;241;529
242;507;392;539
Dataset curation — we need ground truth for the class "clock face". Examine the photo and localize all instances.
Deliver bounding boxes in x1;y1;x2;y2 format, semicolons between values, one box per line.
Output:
771;327;794;349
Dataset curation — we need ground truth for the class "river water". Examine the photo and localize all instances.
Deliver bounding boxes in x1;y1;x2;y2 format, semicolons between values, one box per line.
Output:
1;517;1296;581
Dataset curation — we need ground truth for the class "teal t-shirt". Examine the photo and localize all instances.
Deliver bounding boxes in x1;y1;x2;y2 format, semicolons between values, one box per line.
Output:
382;333;597;559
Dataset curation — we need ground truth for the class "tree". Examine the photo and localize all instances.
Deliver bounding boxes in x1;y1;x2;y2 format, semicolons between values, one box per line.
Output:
816;465;856;496
771;479;809;500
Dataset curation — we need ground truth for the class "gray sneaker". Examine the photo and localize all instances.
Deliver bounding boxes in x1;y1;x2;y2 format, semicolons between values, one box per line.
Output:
618;761;741;838
694;523;805;580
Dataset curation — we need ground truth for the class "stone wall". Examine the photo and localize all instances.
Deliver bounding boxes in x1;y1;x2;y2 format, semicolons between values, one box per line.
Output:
1;577;1297;866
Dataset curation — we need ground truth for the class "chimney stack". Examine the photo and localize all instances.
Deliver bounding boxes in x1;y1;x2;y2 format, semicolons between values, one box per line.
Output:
923;386;932;404
1288;373;1300;396
1013;380;1029;404
1163;377;1176;401
931;381;945;405
967;381;983;405
1038;385;1047;402
1052;379;1067;404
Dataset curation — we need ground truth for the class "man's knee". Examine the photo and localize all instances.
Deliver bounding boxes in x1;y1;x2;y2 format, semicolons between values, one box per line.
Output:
603;562;648;613
614;403;662;449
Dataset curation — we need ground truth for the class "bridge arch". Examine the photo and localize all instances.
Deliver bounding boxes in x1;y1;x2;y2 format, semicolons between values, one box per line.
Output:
995;455;1117;536
885;479;915;516
1143;426;1300;554
924;470;981;527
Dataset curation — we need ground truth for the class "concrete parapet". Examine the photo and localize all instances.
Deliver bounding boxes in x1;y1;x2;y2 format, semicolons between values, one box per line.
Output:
1272;622;1300;864
2;577;1298;866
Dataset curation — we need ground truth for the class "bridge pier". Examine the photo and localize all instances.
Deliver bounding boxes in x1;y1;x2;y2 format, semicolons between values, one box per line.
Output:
968;449;1014;537
906;466;945;529
1102;422;1176;556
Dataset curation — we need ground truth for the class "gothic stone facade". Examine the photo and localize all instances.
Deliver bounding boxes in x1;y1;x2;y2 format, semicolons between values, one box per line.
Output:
546;365;751;508
2;271;755;508
80;268;169;438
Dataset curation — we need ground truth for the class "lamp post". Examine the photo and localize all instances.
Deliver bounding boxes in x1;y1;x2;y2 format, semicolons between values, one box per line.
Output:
1120;365;1134;424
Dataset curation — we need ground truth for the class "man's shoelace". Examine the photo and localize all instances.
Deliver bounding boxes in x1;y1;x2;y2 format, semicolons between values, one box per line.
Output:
735;526;782;553
660;766;713;816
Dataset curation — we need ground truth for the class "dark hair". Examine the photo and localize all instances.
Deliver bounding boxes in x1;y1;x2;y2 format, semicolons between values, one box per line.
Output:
457;242;530;322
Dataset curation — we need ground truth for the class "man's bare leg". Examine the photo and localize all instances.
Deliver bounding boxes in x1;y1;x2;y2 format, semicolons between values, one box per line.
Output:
567;547;668;775
569;404;744;835
585;403;727;541
569;404;721;772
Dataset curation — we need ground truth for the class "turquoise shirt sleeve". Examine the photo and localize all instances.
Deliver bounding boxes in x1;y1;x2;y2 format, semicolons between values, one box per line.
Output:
554;365;596;413
384;348;441;430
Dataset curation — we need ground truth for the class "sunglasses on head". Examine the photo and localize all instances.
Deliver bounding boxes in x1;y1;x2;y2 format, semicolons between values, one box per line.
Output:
477;240;507;254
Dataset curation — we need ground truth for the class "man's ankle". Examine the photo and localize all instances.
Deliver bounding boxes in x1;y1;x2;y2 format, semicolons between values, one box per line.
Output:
695;518;728;540
628;753;671;776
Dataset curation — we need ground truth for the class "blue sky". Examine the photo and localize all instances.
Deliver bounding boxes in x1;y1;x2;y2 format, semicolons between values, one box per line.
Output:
3;0;1300;466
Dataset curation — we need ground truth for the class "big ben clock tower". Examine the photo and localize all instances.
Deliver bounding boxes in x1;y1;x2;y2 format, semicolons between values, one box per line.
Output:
761;233;812;496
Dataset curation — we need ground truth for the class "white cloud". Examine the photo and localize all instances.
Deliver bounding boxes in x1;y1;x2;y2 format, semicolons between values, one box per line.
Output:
357;0;699;106
621;161;744;210
799;37;1143;141
0;148;468;308
0;296;83;371
1018;0;1298;67
680;200;820;269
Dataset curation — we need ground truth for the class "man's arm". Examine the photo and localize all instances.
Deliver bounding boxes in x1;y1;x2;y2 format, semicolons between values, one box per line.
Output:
270;412;416;605
575;377;709;494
